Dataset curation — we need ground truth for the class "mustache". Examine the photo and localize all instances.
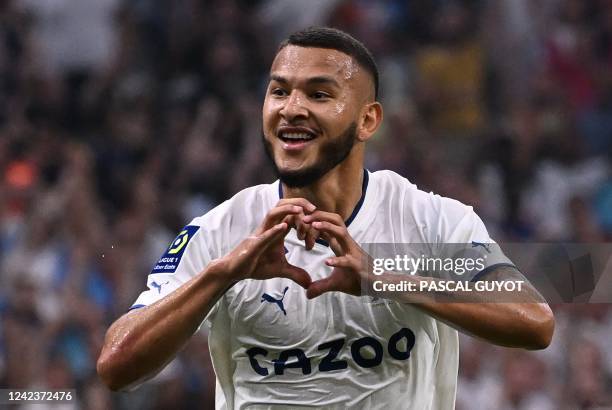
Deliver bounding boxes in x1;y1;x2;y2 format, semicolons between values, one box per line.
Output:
261;122;358;188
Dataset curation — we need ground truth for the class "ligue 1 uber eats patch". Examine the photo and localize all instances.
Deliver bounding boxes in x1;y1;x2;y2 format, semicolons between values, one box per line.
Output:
151;225;200;274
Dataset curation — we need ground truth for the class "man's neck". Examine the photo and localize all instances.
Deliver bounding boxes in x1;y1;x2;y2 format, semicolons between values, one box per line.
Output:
282;163;365;222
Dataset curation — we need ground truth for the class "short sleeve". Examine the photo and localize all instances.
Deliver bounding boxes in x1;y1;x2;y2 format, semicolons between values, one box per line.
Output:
437;199;516;282
130;221;212;310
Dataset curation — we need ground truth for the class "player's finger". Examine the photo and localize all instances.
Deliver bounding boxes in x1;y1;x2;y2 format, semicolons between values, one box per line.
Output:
254;222;289;253
281;214;298;233
318;230;344;255
305;226;320;250
277;198;317;213
260;205;303;231
325;256;352;268
280;264;312;289
312;221;350;250
306;276;336;299
295;215;308;241
302;210;344;226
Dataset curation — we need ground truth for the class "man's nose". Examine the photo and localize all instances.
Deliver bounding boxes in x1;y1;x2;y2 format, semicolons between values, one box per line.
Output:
279;91;308;121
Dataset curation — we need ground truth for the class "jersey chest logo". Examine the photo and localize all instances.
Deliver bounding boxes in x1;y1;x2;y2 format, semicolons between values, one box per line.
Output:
261;286;289;315
246;327;416;376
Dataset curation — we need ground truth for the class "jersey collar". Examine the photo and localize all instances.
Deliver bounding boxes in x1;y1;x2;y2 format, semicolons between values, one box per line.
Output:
278;169;369;247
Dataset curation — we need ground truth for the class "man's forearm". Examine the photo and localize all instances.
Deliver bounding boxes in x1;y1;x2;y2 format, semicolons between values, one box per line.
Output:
96;208;313;391
97;259;234;391
368;267;555;350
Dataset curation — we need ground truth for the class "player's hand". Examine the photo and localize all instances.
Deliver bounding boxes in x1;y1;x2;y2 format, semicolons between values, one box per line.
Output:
267;198;322;250
302;211;371;298
220;201;315;288
284;207;321;251
266;198;321;249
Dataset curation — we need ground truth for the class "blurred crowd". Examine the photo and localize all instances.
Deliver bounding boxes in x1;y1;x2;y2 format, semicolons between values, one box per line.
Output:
0;0;611;409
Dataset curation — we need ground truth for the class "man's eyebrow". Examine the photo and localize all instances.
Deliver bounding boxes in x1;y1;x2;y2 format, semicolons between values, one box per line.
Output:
269;74;288;84
269;75;340;88
306;76;340;88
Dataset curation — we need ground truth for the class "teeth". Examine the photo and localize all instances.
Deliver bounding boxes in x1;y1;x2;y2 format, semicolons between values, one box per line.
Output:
281;132;313;140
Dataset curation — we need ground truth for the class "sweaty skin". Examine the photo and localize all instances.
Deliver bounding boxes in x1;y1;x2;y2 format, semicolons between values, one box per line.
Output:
97;45;553;393
262;45;380;216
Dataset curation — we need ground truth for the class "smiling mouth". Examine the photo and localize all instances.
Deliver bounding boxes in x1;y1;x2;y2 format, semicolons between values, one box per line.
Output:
278;132;316;143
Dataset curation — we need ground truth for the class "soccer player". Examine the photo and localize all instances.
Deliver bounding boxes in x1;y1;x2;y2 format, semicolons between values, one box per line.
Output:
97;27;554;409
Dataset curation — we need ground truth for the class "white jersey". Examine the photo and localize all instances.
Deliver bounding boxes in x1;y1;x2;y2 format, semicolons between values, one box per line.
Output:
131;170;513;410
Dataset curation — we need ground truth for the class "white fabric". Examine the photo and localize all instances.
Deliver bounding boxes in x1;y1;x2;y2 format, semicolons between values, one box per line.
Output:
132;170;511;409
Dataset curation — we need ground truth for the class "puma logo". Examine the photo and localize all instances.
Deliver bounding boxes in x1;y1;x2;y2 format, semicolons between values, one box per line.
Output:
261;286;289;315
151;280;169;293
471;241;491;253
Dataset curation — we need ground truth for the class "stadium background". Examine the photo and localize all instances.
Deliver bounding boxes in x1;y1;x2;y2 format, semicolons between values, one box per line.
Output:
1;0;611;408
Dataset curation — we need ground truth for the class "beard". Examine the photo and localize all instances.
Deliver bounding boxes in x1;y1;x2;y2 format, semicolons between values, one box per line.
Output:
263;122;358;188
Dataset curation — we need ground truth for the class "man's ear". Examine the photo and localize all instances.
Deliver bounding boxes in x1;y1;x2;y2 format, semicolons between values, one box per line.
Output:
357;102;383;142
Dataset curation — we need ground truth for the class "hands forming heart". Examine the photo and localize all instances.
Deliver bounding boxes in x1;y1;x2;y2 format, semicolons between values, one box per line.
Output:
219;198;371;299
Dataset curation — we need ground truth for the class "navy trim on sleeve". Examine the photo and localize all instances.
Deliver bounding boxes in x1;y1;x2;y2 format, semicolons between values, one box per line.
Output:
129;304;146;311
470;263;519;282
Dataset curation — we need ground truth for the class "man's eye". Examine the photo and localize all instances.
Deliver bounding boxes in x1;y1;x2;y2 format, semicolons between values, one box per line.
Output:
312;92;330;99
271;88;287;96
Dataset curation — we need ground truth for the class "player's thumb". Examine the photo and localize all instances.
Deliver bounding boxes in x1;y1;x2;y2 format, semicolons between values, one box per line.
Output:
306;277;334;299
281;264;312;289
254;223;288;253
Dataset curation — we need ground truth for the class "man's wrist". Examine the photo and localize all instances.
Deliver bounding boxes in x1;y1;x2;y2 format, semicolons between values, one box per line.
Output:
204;258;243;284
